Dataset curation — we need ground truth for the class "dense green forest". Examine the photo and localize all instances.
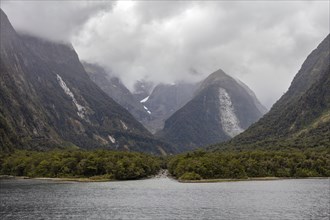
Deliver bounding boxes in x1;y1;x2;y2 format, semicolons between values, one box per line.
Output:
1;148;329;181
168;148;330;180
0;150;162;180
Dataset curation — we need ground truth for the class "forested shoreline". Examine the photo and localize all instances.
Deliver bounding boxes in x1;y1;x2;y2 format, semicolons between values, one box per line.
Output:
0;150;162;180
168;148;330;180
0;148;329;181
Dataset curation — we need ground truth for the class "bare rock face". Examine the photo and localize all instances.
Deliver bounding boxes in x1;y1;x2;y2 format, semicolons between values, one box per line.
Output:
157;69;267;152
0;9;175;155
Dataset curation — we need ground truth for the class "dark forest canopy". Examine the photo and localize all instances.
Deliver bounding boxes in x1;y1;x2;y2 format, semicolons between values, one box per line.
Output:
0;150;162;180
168;148;330;180
1;148;329;181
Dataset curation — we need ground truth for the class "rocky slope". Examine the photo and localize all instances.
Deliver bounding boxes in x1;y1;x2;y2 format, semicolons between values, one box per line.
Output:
157;69;267;151
0;9;174;154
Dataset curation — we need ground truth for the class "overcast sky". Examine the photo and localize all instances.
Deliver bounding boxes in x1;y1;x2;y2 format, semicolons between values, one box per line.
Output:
1;1;329;108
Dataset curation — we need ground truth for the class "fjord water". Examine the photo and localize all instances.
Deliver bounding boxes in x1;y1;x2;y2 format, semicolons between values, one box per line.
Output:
0;178;329;219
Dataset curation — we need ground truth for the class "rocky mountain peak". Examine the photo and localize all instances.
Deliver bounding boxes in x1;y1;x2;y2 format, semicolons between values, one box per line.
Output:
206;68;229;80
157;69;266;152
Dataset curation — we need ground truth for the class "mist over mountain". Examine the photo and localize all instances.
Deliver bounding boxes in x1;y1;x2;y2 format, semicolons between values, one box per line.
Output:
0;9;175;155
0;4;329;219
1;5;328;156
2;1;328;109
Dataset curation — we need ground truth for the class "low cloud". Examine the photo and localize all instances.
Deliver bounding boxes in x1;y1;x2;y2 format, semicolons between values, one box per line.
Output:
1;1;113;42
2;1;329;108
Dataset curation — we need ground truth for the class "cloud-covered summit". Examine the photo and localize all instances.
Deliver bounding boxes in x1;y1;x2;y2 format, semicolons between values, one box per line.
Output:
1;1;113;42
2;1;329;108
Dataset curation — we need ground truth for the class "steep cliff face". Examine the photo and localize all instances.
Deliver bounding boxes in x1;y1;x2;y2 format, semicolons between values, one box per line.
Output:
0;9;62;151
213;34;330;149
0;9;175;154
157;69;266;151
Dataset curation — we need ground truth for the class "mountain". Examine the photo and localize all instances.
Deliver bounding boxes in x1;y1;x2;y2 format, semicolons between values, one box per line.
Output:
157;69;267;151
0;9;175;155
213;34;330;149
82;62;151;124
142;82;199;133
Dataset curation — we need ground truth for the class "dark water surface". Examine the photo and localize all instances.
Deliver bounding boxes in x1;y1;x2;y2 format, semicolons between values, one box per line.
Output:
0;178;329;219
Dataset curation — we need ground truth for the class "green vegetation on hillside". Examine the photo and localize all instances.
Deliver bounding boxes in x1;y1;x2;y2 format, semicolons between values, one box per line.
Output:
0;150;162;180
168;148;330;180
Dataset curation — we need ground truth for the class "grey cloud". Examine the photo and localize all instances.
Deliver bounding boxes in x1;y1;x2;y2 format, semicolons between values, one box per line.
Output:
1;1;113;42
134;1;195;23
2;1;329;108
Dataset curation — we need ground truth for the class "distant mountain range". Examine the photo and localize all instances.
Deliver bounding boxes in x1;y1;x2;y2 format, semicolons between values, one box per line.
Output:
156;69;267;151
211;34;330;150
0;9;175;155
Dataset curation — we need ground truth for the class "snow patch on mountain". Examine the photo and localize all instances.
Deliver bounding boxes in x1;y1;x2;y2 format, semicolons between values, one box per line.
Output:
108;135;116;144
56;74;87;119
143;105;151;114
218;88;243;137
140;96;149;103
120;120;128;130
